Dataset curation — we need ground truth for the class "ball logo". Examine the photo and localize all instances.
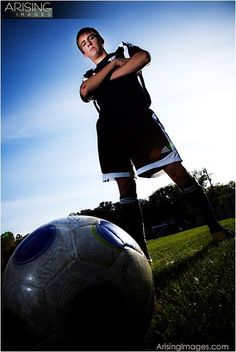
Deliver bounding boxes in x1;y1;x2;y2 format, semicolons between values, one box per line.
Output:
3;1;53;18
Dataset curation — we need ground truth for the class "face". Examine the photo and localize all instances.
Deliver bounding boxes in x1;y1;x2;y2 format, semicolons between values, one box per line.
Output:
78;31;105;61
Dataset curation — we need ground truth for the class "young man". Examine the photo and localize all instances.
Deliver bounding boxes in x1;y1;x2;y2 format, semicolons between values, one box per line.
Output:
76;27;234;261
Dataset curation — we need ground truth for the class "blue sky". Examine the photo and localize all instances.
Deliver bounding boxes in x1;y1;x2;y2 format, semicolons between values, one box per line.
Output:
1;1;235;235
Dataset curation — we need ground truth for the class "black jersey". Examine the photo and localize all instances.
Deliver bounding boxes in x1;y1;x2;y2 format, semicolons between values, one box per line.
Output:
81;42;151;113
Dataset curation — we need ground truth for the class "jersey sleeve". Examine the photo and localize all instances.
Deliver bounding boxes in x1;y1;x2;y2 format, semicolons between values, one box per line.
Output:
121;42;145;58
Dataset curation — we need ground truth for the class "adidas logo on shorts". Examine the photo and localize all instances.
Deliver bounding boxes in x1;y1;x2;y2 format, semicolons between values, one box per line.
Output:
161;146;170;154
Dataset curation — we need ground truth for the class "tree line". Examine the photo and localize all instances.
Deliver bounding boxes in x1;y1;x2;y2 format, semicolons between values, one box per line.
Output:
72;172;234;239
1;169;235;271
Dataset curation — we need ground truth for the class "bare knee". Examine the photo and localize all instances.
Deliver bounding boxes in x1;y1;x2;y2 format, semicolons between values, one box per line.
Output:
164;162;193;186
116;177;137;198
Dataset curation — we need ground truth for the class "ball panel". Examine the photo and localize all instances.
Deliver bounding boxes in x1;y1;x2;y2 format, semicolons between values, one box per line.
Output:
4;224;75;288
112;248;154;309
111;248;155;335
60;282;136;350
71;224;122;267
45;258;112;335
14;224;56;264
2;282;52;342
96;220;125;248
96;220;143;254
67;214;97;227
125;250;154;304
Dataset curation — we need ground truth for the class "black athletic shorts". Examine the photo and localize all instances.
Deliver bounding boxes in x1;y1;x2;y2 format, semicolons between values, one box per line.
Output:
96;108;182;182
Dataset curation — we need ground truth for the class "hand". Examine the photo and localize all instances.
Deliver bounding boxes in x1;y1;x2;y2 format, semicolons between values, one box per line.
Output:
113;58;129;67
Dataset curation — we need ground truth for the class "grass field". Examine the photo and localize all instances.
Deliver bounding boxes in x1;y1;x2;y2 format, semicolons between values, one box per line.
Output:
145;218;235;351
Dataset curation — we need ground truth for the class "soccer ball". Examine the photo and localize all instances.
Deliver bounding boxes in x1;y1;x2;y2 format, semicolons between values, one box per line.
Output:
2;215;154;350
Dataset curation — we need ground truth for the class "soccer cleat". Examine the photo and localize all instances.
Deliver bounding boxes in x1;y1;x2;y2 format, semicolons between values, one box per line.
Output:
211;227;235;242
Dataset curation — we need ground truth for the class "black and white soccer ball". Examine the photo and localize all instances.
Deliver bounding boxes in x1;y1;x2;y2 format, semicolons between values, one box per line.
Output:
2;215;154;350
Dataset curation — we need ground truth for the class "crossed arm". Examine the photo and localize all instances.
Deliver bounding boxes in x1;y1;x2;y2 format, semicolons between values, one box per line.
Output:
80;50;151;101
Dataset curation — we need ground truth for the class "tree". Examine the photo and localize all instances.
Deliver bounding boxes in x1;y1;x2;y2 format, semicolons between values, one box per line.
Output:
66;174;236;240
147;184;186;223
206;181;235;220
1;232;16;272
191;168;210;188
72;201;123;228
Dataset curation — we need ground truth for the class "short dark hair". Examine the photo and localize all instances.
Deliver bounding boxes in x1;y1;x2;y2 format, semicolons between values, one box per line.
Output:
76;27;104;52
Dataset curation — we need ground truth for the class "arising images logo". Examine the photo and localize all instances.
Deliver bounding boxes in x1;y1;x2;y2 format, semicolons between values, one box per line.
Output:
2;1;53;18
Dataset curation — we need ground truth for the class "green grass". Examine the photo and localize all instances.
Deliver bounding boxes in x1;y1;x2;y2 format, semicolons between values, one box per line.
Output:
145;218;235;350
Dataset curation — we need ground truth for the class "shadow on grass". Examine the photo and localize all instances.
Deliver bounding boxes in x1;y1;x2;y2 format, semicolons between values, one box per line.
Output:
152;240;220;294
146;238;235;350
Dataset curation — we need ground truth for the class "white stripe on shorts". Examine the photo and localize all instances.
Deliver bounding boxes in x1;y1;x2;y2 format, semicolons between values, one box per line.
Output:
137;149;182;178
102;171;137;182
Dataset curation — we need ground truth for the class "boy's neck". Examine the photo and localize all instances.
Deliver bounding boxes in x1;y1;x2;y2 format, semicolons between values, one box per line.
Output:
92;51;108;65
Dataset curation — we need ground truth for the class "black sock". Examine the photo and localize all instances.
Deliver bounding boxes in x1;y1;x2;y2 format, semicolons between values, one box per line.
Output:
120;196;150;259
179;180;222;233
